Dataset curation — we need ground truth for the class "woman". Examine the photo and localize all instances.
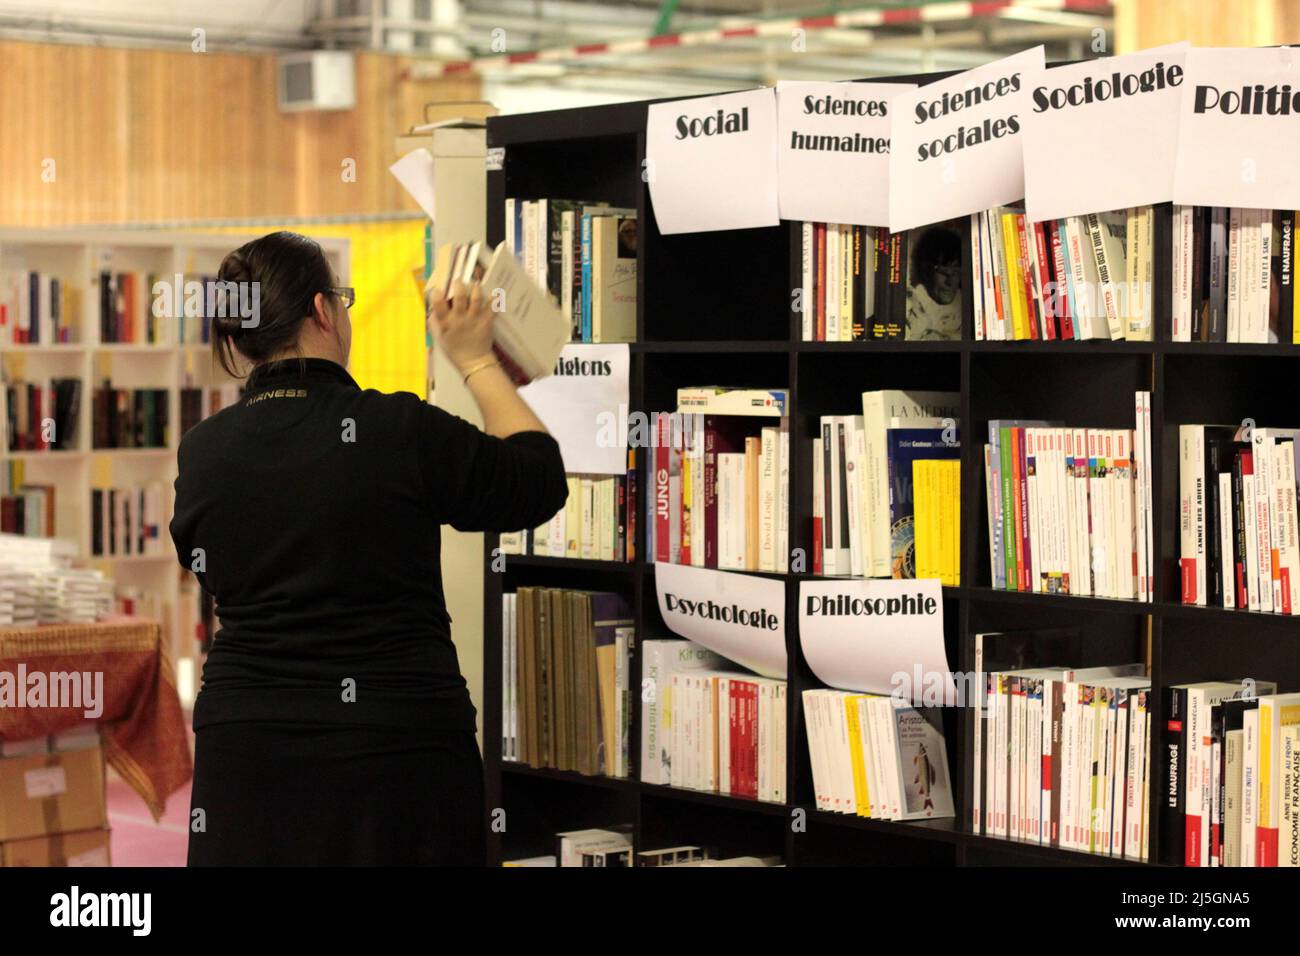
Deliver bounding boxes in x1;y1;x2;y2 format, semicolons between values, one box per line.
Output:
171;231;567;866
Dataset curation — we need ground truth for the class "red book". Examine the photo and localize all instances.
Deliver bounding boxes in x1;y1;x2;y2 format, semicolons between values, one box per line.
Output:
1048;221;1075;339
1015;214;1041;340
811;516;823;574
654;413;671;564
1032;221;1057;339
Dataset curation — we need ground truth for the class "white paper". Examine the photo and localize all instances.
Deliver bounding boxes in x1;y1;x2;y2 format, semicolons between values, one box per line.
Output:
24;765;67;799
517;343;630;475
799;578;954;701
889;47;1045;231
388;147;438;221
776;80;915;227
646;88;780;235
1023;44;1188;222
655;563;787;679
1173;46;1300;209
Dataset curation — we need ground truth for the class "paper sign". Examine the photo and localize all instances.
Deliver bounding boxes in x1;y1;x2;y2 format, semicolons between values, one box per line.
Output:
889;47;1045;231
518;343;630;475
799;578;954;701
24;766;67;799
1023;44;1188;222
1173;46;1300;209
646;88;780;234
388;148;438;221
655;563;787;679
776;80;916;227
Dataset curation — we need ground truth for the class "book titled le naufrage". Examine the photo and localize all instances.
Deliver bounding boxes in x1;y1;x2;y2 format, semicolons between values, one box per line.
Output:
800;219;963;342
972;629;1150;859
647;387;789;574
639;638;787;803
1179;421;1300;613
427;239;569;386
503;198;637;343
971;204;1153;342
1170;206;1299;344
1157;680;1300;867
501;588;633;778
498;451;637;563
812;389;959;580
803;688;954;820
982;391;1155;601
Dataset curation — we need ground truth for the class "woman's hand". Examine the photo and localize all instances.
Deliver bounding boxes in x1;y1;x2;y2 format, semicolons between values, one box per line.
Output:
429;278;495;373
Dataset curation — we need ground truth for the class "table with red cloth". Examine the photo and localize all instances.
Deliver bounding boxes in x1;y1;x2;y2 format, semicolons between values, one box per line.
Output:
0;619;193;821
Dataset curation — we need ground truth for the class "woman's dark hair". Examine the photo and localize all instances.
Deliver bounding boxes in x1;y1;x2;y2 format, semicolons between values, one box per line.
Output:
211;231;336;377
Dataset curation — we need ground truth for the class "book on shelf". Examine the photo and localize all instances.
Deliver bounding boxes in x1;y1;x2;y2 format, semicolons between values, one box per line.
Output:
800;219;963;341
640;638;729;786
90;484;166;557
1156;679;1300;868
972;637;1149;858
554;825;633;867
0;270;77;345
648;390;789;573
503;198;637;343
180;383;244;436
501;587;633;777
983;392;1154;601
1178;422;1300;613
803;688;954;820
0;463;56;537
971;205;1154;342
90;383;169;449
1;377;81;452
1171;206;1295;344
427;239;569;386
97;270;168;345
498;461;635;563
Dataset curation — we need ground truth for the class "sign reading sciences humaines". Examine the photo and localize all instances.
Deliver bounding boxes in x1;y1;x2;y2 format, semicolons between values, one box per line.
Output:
775;80;916;227
1173;46;1300;210
888;46;1045;232
646;87;780;235
1022;43;1188;223
655;562;787;679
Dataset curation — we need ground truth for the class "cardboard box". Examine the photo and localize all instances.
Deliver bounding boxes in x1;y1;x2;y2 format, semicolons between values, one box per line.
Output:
0;747;107;842
1;827;111;867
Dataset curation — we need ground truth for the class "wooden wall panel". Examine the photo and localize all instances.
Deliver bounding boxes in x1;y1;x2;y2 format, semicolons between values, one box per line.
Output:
0;40;479;226
1116;0;1300;52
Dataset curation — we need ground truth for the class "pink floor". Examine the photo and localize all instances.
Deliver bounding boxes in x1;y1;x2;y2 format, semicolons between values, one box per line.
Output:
107;715;193;867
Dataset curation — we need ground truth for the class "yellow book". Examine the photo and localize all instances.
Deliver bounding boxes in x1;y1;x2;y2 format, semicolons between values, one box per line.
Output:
1000;212;1030;340
945;459;961;586
913;461;931;580
844;694;871;817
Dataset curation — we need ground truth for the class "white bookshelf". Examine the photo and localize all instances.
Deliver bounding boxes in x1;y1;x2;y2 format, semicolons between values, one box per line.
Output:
0;228;350;705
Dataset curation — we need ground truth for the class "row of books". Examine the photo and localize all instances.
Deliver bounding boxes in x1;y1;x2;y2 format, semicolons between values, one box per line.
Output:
972;206;1153;342
91;385;169;449
90;484;166;558
982;392;1155;601
803;689;955;820
0;471;55;537
974;649;1151;860
501;588;633;777
179;384;242;437
639;638;788;801
498;468;635;563
800;219;964;342
1162;679;1300;867
1172;207;1294;344
505;198;637;343
649;388;790;573
0;271;76;345
1179;421;1300;612
1;378;81;452
0;534;111;626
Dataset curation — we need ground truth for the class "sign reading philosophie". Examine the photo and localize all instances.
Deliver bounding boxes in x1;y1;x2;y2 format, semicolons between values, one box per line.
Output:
888;47;1045;231
1173;46;1300;209
646;88;780;234
798;578;954;702
655;563;787;679
775;80;916;227
1022;44;1188;223
518;343;630;475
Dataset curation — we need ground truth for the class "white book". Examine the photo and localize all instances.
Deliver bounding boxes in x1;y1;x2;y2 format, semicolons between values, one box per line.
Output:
776;423;789;573
1179;424;1207;606
1227;207;1241;342
1064;215;1104;339
1245;472;1262;612
718;453;746;571
1114;430;1136;601
640;639;729;786
1173;205;1194;342
971;213;986;340
801;223;814;340
1244;706;1260;867
844;417;865;578
825;224;840;343
1254;209;1274;344
759;427;777;573
1135;395;1149;602
1220;471;1237;609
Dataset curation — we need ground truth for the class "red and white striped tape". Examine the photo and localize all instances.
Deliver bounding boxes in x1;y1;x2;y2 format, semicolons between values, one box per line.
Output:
413;0;1111;78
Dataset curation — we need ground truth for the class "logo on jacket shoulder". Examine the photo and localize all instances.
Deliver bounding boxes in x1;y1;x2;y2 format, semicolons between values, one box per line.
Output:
245;388;308;406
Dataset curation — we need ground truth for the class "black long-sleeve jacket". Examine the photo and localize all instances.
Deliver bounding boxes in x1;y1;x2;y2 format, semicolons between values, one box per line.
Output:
170;358;568;731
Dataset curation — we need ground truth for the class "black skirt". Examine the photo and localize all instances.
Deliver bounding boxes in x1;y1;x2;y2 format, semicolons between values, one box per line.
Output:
187;722;486;866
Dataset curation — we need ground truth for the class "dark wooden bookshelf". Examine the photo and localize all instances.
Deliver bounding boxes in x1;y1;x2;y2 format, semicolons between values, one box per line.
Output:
480;74;1300;868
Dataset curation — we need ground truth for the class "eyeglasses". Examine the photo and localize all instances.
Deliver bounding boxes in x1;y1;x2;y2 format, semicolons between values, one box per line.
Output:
329;287;356;309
